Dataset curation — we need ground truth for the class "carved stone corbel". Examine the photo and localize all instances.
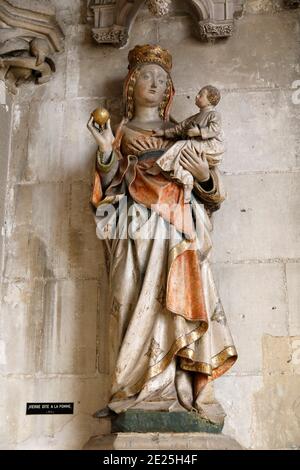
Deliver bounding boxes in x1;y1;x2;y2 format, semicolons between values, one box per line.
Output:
0;0;64;94
87;0;143;48
186;0;237;40
87;0;245;47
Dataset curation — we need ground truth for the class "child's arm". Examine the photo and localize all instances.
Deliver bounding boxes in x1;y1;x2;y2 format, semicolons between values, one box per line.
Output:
186;126;202;137
154;117;194;138
154;126;177;138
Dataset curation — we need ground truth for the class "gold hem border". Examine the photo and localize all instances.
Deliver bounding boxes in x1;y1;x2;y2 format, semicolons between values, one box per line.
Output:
179;358;212;374
112;321;208;400
212;346;237;369
179;346;238;379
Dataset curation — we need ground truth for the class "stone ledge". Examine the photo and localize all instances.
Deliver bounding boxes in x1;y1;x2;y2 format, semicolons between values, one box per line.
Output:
83;432;243;450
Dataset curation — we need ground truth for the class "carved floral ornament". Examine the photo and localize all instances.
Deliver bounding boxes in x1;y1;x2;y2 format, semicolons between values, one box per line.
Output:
87;0;246;47
145;0;171;16
0;0;64;93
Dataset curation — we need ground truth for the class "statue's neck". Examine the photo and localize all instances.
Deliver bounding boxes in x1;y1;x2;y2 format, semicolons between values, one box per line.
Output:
131;105;161;124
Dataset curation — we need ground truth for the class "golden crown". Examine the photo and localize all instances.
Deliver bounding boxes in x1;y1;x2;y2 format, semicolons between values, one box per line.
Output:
128;44;172;73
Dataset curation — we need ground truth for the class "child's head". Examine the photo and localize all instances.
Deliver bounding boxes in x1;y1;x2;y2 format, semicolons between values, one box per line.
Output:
196;85;221;108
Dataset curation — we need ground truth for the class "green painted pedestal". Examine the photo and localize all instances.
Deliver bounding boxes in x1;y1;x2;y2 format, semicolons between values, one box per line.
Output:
111;410;224;434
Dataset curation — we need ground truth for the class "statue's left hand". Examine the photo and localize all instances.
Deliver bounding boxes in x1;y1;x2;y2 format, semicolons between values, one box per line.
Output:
180;146;210;182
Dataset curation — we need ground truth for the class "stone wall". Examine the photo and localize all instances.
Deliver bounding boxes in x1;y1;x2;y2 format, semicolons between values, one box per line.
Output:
0;0;299;449
0;80;12;409
0;81;12;278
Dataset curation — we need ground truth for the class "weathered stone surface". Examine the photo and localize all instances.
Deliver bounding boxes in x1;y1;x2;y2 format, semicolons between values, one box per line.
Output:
84;431;243;450
10;98;107;183
262;335;294;375
72;18;159;99
0;86;11;268
3;99;68;183
262;334;300;376
215;375;263;449
159;12;300;91
0;280;45;374
158;16;195;47
111;410;223;434
245;0;284;14
69;181;105;279
26;101;65;182
8;0;55;15
0;375;110;450
254;375;300;449
213;263;288;374
4;183;69;280
41;279;99;374
0;279;99;375
286;263;300;335
63;98;105;182
52;0;85;27
212;173;300;262
216;338;300;449
219;90;300;173
9;103;30;183
253;343;300;449
77;43;127;99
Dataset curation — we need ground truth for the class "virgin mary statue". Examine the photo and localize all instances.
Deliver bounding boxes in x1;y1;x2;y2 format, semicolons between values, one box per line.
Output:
87;44;237;419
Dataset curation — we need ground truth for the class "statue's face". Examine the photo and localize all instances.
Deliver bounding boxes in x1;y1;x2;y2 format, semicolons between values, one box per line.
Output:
195;88;210;109
133;64;168;108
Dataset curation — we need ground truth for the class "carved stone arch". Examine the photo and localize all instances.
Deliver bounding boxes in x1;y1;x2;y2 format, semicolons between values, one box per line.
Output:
115;0;144;27
184;0;211;21
88;0;245;47
115;0;144;43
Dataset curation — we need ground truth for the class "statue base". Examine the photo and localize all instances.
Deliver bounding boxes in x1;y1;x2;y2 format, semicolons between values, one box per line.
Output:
83;432;243;450
83;404;243;450
111;410;223;434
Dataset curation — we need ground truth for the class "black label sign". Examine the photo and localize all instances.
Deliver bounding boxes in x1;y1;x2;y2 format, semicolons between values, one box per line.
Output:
26;403;74;415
